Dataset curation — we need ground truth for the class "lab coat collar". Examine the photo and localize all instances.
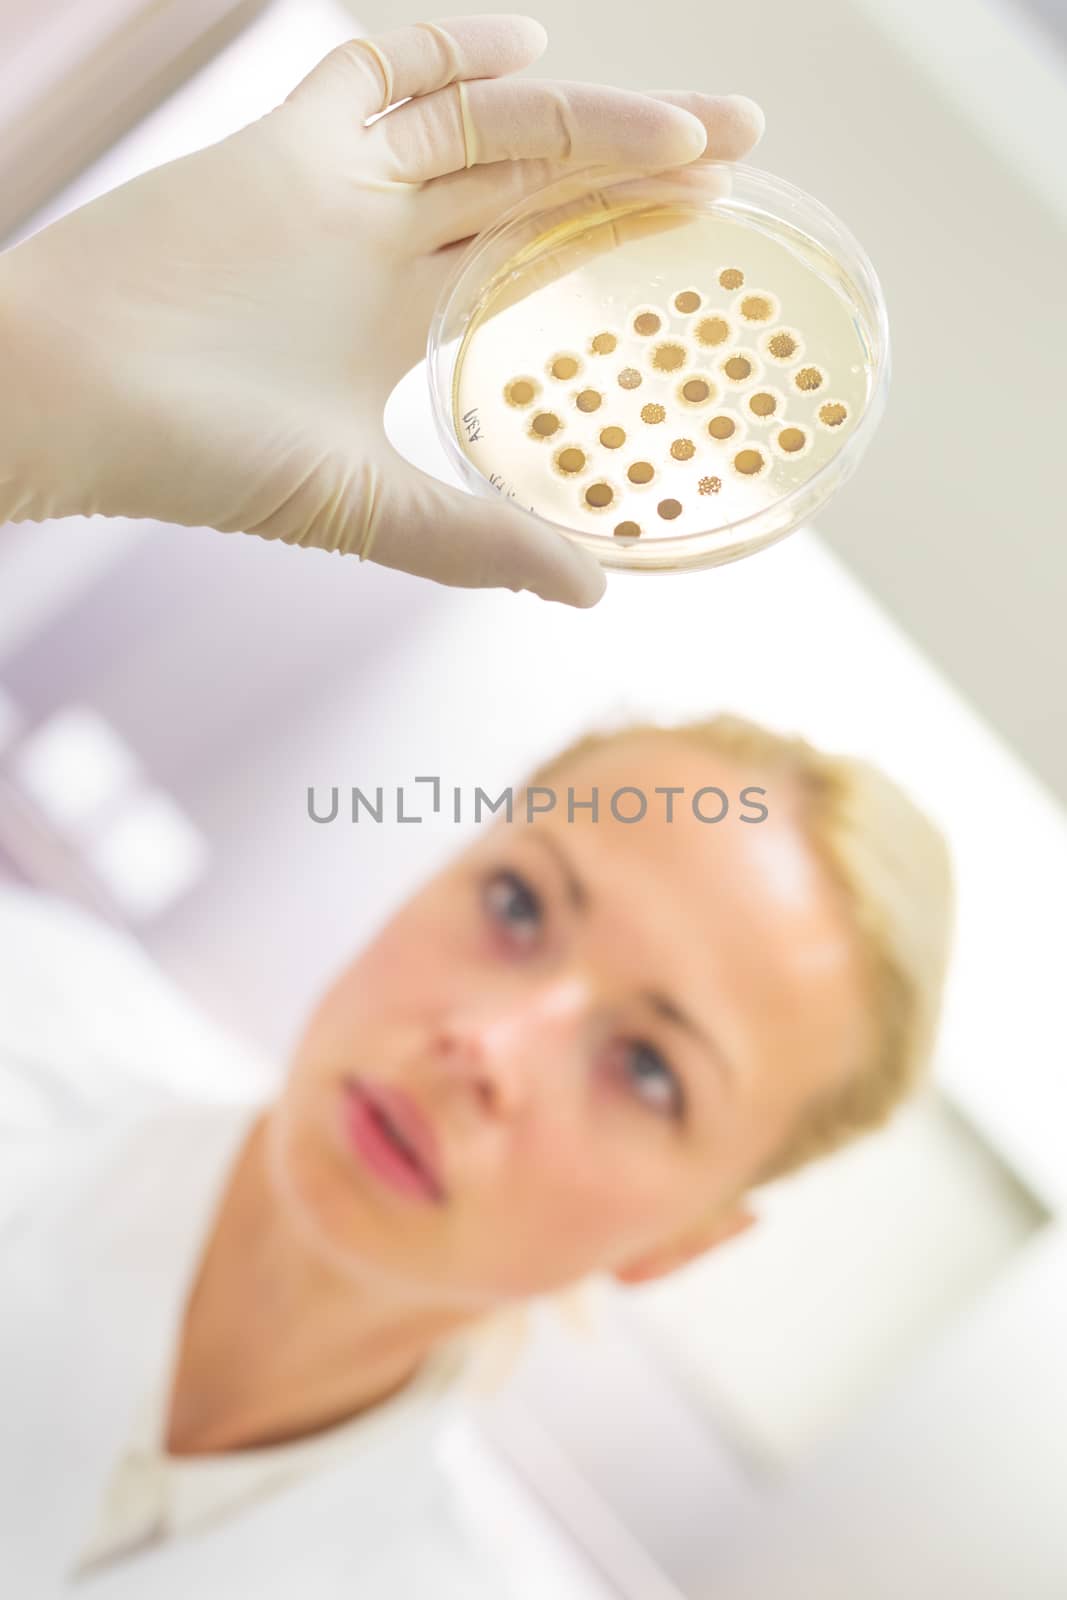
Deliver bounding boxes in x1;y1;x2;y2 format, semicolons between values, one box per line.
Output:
0;1095;260;1595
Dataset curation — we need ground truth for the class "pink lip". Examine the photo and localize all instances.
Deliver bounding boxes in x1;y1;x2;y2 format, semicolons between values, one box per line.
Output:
340;1078;445;1205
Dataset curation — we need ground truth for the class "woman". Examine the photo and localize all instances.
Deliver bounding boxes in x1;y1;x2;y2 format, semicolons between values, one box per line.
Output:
0;711;954;1596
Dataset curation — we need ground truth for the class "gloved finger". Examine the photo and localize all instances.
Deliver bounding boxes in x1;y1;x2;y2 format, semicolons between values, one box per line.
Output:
414;90;760;249
496;164;739;322
414;156;571;252
366;77;709;184
413;165;734;325
356;455;607;606
285;13;547;123
406;183;685;326
641;91;765;162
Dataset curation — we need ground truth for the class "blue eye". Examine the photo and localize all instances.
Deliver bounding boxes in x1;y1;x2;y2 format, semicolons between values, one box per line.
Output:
622;1041;686;1120
484;870;543;947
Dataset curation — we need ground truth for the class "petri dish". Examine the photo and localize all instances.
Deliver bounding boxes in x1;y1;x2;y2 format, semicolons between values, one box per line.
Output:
427;163;889;573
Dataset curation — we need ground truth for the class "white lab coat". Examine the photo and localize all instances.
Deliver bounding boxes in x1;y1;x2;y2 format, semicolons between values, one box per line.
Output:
0;887;507;1599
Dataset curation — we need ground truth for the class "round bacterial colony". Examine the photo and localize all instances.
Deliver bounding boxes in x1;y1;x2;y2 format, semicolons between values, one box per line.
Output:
446;199;879;566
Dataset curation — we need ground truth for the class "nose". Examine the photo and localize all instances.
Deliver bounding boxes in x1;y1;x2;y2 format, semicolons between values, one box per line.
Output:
431;975;590;1121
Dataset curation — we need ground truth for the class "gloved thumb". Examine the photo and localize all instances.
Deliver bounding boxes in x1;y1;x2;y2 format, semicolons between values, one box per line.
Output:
350;455;607;606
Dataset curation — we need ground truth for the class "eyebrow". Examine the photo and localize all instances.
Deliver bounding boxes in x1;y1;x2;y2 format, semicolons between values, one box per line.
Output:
527;826;587;910
525;829;736;1086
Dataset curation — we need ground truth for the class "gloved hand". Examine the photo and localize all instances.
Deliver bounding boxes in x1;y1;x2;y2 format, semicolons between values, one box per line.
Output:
0;14;763;606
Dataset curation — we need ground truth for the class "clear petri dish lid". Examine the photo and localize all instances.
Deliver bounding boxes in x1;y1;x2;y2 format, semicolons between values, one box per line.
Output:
427;162;889;573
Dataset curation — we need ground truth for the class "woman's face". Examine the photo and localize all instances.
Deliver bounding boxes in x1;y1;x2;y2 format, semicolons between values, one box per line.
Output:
273;735;873;1309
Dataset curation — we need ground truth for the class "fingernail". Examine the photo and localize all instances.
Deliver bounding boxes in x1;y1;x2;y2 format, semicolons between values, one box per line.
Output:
674;108;710;161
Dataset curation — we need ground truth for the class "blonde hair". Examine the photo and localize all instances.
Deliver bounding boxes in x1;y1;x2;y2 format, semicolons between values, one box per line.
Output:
526;711;956;1186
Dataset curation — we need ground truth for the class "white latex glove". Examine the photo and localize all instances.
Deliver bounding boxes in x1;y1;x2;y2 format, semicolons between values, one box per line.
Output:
0;14;763;607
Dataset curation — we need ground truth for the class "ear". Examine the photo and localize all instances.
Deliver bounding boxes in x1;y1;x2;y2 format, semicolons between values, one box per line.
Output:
612;1204;757;1288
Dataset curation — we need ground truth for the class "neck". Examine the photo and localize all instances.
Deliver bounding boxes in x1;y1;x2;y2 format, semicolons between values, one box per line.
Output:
165;1108;472;1456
